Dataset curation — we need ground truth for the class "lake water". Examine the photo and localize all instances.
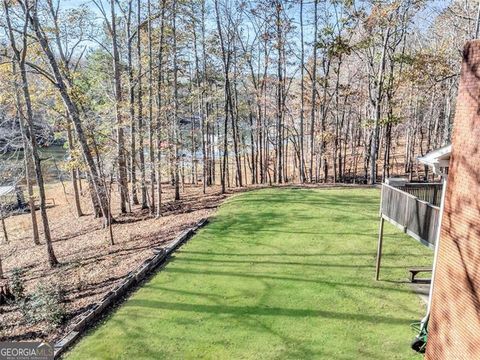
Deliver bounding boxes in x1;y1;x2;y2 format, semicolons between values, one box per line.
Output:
0;145;68;185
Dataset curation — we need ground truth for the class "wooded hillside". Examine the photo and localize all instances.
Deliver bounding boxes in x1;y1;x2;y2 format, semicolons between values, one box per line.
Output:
0;0;477;318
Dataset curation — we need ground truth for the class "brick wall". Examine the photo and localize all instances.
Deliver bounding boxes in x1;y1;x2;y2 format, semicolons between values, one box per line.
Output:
426;40;480;359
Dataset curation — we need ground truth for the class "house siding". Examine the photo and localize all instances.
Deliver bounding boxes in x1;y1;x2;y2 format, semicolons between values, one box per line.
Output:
426;41;480;359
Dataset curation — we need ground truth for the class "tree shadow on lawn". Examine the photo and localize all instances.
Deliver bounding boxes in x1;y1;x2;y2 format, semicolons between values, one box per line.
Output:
95;313;350;360
171;256;408;269
211;200;380;239
107;300;384;360
159;267;416;294
193;228;398;237
181;250;411;257
124;298;413;325
98;304;329;359
209;210;306;238
231;192;379;206
209;210;375;240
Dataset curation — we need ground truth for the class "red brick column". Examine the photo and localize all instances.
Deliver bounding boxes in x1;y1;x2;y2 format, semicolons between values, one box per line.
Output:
426;40;480;359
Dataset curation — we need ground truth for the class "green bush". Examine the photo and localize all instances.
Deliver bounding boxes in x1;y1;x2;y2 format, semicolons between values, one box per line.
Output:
18;282;66;328
10;268;66;328
10;267;25;300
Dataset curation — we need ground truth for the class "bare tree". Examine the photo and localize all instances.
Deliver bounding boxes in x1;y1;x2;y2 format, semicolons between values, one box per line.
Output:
172;0;180;201
0;205;8;245
110;0;129;213
5;0;58;266
28;0;111;227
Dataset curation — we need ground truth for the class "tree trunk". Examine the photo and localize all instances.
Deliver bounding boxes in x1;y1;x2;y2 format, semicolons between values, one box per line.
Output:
29;4;111;228
156;0;166;217
110;0;128;214
0;254;3;279
276;1;284;184
147;0;155;215
5;3;58;266
66;120;83;217
172;0;181;201
12;60;40;245
229;62;243;187
299;0;305;183
1;211;8;244
310;0;318;183
127;0;139;206
369;27;390;185
215;0;230;194
137;0;148;208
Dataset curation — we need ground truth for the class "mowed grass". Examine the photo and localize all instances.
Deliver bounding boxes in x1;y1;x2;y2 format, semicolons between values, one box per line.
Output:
66;188;431;360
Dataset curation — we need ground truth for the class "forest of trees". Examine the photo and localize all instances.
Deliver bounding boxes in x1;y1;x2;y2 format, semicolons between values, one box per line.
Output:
0;0;479;268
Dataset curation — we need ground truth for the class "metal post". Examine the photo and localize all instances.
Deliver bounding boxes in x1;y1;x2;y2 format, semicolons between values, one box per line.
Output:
378;183;384;217
375;216;385;281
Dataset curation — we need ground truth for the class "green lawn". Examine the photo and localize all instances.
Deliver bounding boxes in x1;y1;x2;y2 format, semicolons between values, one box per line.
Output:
66;188;431;360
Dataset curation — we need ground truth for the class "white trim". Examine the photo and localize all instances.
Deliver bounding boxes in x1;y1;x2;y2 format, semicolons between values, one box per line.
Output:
418;144;452;165
418;144;452;175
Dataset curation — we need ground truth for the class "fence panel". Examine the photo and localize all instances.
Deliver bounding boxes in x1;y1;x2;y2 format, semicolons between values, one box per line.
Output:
381;183;441;248
397;183;443;206
381;184;408;225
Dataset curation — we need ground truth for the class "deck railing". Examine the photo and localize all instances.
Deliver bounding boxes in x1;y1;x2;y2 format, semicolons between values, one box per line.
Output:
380;183;441;248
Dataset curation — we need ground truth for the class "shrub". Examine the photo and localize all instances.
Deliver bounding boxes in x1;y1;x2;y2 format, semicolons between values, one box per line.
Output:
9;268;66;328
20;283;66;328
10;267;25;300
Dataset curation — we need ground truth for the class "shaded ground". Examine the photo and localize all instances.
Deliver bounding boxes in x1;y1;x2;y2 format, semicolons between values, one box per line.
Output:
0;181;242;342
66;188;431;359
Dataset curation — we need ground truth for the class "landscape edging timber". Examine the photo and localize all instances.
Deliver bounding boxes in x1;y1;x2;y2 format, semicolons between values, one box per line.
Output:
53;217;209;359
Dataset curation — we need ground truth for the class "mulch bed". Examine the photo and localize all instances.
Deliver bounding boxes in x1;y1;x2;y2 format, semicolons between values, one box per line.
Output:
0;182;244;343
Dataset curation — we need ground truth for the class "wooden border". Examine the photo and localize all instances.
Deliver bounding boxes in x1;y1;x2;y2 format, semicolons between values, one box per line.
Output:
53;218;208;359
